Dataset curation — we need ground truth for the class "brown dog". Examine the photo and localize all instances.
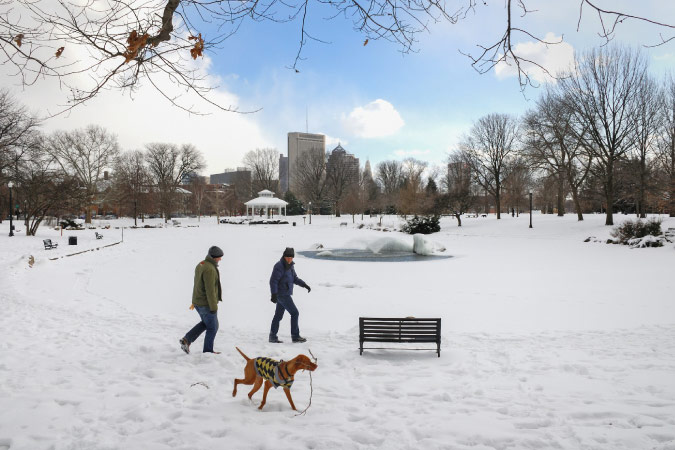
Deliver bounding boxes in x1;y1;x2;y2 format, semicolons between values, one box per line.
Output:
233;347;317;410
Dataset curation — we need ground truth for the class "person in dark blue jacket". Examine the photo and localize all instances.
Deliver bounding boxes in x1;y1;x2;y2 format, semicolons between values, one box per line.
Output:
268;247;311;343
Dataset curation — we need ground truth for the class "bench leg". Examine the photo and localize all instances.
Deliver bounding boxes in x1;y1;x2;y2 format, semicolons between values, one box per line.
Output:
359;342;363;355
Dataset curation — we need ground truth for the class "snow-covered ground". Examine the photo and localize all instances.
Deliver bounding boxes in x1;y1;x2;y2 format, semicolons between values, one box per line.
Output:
1;213;674;450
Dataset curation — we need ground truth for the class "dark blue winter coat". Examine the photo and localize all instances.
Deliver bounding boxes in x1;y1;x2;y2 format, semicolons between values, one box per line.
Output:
269;257;307;296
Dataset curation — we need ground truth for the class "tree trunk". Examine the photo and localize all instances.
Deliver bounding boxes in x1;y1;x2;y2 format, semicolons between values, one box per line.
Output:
495;182;501;219
570;187;584;221
638;153;647;218
557;172;565;216
605;163;614;226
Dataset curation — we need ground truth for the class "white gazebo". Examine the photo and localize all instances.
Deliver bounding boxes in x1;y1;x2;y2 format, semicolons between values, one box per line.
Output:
244;190;288;218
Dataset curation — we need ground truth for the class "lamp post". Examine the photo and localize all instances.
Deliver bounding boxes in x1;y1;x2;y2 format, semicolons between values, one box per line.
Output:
308;202;312;225
528;189;533;229
8;181;14;237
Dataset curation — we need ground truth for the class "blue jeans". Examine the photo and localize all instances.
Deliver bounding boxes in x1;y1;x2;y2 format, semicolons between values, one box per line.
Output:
269;295;300;339
184;306;219;352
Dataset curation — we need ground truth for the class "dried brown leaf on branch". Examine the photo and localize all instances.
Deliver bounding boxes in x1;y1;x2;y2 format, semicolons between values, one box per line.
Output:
363;39;368;46
123;30;149;63
55;47;65;58
14;34;24;47
189;34;204;60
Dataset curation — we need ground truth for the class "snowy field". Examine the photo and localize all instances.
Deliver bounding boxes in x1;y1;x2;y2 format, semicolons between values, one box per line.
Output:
1;213;674;450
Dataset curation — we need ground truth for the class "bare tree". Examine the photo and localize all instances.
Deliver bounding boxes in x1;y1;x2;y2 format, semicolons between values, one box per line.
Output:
0;90;42;224
397;157;428;216
292;148;326;210
376;160;403;213
145;143;205;221
559;45;648;225
15;137;85;235
1;0;671;112
502;157;532;216
442;151;476;226
0;89;41;179
113;149;149;226
630;75;663;218
189;176;208;220
243;148;280;193
325;148;358;217
461;113;519;219
656;75;675;217
47;125;120;223
521;90;592;220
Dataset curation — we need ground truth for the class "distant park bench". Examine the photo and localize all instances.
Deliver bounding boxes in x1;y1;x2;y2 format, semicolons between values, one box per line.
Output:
359;317;441;357
95;232;103;239
43;239;58;250
465;213;478;218
340;222;348;227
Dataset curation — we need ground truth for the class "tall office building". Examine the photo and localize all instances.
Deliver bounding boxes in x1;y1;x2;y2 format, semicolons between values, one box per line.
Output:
279;155;289;194
363;159;373;181
287;132;325;193
326;144;360;187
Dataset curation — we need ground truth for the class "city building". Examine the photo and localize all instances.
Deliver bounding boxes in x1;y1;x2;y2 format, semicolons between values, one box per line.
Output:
279;154;289;193
209;167;252;201
326;143;360;187
363;159;373;181
287;132;325;193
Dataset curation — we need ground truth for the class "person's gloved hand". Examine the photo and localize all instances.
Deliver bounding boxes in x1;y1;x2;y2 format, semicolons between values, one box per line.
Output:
305;285;311;293
210;310;217;314
271;293;278;303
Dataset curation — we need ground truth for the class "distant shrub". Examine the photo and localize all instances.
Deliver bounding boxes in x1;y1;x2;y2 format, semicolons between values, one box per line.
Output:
610;218;662;245
401;215;440;235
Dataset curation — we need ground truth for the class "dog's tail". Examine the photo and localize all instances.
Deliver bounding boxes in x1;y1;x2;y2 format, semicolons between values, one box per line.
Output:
235;347;250;361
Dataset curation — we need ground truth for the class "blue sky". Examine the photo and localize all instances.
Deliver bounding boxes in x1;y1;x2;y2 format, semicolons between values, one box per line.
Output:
2;0;673;176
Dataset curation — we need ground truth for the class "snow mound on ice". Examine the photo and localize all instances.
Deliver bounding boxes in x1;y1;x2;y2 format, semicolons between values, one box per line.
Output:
366;237;413;254
412;234;446;255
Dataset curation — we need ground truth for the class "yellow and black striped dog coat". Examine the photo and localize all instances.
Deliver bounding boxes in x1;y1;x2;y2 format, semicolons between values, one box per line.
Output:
254;357;294;389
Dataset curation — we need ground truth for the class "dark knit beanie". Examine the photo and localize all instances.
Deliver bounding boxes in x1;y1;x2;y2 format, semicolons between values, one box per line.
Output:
208;246;224;258
283;247;295;258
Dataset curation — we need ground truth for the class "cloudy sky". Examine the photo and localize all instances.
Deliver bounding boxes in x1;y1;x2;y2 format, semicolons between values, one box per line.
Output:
2;0;673;176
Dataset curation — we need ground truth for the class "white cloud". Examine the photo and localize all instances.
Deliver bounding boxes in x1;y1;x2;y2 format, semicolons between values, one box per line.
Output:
392;149;431;158
495;32;575;83
342;99;404;138
324;135;348;150
0;42;270;176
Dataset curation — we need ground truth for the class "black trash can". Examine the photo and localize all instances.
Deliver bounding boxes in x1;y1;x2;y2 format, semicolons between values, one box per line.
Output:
68;236;77;245
293;222;296;226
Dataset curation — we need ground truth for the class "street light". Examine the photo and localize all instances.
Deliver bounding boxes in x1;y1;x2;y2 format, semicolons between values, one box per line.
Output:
8;181;14;237
529;189;533;229
308;202;312;225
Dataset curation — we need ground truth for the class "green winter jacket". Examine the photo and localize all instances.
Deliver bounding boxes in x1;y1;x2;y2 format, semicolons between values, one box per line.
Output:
192;256;222;312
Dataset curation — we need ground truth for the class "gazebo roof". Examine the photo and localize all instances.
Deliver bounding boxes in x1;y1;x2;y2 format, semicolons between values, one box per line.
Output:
245;190;288;207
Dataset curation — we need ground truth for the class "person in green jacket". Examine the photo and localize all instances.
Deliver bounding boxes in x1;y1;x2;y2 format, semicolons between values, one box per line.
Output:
180;246;223;354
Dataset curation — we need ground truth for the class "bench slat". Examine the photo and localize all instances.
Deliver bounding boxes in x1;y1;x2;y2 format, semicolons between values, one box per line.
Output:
359;317;441;357
363;325;438;333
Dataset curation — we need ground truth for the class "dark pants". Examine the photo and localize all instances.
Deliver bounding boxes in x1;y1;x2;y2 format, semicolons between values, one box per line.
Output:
269;294;300;339
184;305;219;352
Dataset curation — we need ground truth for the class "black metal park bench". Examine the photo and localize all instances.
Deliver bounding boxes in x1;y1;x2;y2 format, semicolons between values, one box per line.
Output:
43;239;58;250
359;317;441;357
